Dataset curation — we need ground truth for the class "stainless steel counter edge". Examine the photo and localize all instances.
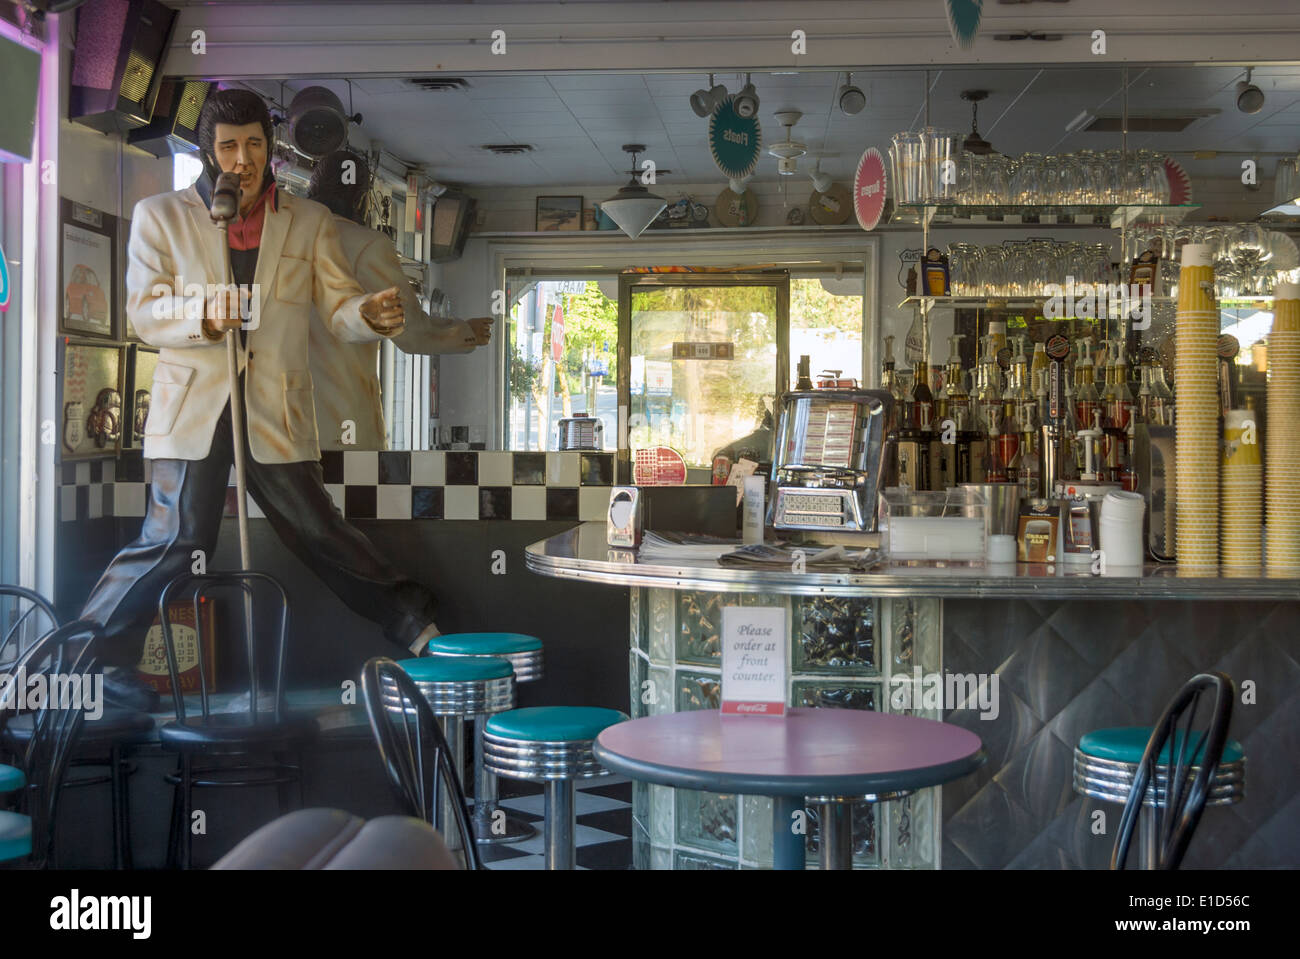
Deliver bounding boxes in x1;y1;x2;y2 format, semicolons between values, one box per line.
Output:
525;524;1300;601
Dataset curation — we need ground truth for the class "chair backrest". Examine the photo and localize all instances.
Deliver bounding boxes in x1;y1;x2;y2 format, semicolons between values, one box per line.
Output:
158;571;289;724
358;657;480;870
1111;671;1235;871
0;585;60;671
0;620;100;868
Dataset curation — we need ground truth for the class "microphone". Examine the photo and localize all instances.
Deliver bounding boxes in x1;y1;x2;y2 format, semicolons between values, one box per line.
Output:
210;171;242;223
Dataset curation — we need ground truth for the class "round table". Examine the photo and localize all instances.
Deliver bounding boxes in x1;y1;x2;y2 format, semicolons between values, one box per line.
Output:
594;707;985;870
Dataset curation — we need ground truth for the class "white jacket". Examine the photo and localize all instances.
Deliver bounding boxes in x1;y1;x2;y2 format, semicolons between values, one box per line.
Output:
127;186;392;463
310;215;477;451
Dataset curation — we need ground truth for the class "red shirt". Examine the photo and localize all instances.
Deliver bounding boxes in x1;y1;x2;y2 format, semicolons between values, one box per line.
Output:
227;181;278;251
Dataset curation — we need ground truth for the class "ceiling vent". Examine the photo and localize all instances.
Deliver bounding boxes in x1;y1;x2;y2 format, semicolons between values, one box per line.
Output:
482;144;535;155
1080;112;1218;134
405;77;471;92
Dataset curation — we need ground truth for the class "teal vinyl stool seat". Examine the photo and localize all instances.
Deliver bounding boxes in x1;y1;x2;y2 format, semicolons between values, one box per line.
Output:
0;810;32;863
0;765;24;794
483;706;628;869
393;657;515;856
424;633;545;845
1073;726;1246;868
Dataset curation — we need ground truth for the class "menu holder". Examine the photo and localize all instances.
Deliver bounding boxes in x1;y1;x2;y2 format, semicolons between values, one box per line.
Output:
720;606;787;716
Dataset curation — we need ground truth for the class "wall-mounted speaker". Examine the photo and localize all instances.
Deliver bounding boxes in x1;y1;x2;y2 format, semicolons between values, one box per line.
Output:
0;34;41;163
127;79;214;156
429;191;476;263
69;0;178;135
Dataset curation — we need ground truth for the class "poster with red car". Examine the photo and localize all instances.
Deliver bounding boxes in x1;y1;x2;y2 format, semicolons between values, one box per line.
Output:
60;199;116;339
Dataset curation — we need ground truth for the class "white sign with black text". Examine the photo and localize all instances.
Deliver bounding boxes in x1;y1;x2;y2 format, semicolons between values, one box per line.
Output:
720;606;787;716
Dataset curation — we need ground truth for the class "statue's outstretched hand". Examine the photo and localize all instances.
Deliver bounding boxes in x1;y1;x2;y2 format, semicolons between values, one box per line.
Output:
362;286;406;335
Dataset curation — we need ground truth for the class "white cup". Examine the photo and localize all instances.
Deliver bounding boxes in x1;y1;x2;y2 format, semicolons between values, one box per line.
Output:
1100;491;1146;567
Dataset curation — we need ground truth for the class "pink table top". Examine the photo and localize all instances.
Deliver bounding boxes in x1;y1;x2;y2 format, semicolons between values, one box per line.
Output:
594;707;985;797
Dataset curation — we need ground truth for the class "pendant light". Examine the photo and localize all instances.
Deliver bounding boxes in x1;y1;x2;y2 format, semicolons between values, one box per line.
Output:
600;144;667;239
961;89;994;156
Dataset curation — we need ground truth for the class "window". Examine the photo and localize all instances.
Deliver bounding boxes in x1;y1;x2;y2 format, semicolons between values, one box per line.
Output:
505;277;617;451
173;152;202;191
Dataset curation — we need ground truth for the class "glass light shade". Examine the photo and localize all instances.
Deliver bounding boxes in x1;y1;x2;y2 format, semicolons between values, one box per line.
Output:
600;183;667;239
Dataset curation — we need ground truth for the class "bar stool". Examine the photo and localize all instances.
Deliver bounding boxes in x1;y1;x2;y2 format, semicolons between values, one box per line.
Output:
391;657;515;853
483;706;627;870
422;632;544;843
1073;726;1246;868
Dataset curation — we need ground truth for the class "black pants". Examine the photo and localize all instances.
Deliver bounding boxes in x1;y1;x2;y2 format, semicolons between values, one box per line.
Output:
80;399;436;667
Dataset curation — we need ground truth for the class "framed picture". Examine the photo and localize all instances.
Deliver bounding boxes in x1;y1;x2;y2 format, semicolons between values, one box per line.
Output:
60;199;117;339
536;195;584;232
58;339;126;461
123;344;158;449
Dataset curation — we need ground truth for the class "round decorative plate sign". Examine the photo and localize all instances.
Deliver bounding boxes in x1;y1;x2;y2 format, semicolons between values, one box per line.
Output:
708;96;762;180
853;147;887;231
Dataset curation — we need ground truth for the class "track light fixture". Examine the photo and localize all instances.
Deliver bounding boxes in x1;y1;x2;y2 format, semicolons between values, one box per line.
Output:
690;74;729;119
734;74;760;119
837;73;866;116
809;160;833;194
1236;68;1265;115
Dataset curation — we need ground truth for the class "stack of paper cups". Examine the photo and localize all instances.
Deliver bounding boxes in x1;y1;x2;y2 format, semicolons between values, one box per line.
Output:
1175;244;1220;570
1221;409;1262;570
1266;282;1300;574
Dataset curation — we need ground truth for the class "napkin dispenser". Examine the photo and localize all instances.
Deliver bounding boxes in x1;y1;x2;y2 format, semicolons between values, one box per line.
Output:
1134;423;1175;561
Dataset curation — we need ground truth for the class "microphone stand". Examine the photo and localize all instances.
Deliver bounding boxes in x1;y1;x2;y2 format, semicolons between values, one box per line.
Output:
214;220;252;572
212;204;259;715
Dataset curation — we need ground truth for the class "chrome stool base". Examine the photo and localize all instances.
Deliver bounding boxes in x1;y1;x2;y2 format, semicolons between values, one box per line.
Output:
1072;745;1246;870
471;806;538;844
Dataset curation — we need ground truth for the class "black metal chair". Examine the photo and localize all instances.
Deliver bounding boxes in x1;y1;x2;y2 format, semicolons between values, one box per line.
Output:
0;586;58;803
0;621;100;868
157;572;317;869
1111;671;1236;870
359;657;480;870
0;586;152;868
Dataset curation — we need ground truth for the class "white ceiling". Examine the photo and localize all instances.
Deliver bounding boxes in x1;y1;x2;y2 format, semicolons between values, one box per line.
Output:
242;65;1300;189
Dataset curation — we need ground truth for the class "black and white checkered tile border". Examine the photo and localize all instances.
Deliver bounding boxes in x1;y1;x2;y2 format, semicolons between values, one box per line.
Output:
60;450;615;523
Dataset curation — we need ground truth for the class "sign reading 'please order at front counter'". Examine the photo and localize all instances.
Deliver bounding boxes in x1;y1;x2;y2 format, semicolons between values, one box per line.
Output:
720;606;787;716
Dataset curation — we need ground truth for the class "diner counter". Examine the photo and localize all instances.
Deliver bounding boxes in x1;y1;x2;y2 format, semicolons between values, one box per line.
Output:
525;523;1300;870
524;523;1300;600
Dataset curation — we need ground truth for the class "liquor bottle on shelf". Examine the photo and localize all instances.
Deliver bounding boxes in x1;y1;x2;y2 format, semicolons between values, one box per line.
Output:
1031;340;1049;390
1148;360;1175;427
795;354;814;391
912;358;934;430
1102;340;1135;482
1074;340;1102;443
976;336;1007;482
1137;363;1154;425
1019;369;1044;497
882;334;906;404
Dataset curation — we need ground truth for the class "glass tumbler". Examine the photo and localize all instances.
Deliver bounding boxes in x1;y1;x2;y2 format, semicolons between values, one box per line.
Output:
922;128;963;203
949;243;981;296
1011;153;1045;206
892;132;924;205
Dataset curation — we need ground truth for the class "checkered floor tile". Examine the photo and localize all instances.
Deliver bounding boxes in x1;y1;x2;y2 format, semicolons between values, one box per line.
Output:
477;777;632;870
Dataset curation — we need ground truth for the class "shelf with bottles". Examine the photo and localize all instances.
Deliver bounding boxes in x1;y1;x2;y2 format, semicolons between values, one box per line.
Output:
891;202;1200;229
897;294;1178;311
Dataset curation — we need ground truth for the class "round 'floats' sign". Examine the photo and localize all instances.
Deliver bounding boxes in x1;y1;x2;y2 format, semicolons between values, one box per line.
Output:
708;96;761;180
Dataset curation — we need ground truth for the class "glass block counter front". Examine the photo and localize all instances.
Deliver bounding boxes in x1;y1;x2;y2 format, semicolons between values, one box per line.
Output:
628;587;944;870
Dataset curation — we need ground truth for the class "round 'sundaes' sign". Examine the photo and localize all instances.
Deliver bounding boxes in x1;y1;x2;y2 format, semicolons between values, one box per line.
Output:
853;147;887;232
709;96;762;180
